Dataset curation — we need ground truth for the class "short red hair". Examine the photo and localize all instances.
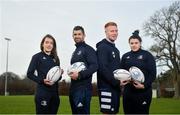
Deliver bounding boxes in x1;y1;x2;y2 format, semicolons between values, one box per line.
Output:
104;22;117;28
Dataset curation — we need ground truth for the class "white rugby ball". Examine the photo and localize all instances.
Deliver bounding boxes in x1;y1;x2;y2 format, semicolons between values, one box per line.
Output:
46;66;62;84
129;66;145;83
113;69;131;81
67;62;86;75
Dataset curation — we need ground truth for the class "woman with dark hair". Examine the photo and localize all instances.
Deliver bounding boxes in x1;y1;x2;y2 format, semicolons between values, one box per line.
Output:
121;30;156;114
27;34;63;114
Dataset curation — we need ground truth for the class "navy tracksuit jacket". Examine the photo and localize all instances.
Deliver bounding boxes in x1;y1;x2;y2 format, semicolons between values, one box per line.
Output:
27;52;61;114
96;39;121;114
69;41;98;114
96;39;121;90
121;49;156;114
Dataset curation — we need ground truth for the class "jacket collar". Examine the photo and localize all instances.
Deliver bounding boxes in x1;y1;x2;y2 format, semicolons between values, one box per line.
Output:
103;39;115;47
75;41;86;47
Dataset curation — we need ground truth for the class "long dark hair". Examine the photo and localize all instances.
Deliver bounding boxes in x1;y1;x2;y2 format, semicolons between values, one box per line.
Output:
40;34;60;65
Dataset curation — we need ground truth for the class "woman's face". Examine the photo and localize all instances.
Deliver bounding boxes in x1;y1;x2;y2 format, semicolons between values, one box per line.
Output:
129;38;141;52
43;37;54;54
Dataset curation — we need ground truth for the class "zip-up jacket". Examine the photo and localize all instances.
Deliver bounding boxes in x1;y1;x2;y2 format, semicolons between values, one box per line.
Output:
27;52;61;92
96;39;121;90
70;41;98;90
121;49;156;92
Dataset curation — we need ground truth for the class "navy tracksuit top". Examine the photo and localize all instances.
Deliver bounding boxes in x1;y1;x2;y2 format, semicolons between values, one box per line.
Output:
121;49;156;92
70;41;98;90
27;52;61;92
96;39;121;90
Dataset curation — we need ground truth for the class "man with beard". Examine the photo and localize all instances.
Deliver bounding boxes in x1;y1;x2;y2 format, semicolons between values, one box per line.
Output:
68;26;98;114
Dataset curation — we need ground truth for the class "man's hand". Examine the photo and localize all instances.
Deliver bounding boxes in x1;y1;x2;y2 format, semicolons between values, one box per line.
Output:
69;71;79;80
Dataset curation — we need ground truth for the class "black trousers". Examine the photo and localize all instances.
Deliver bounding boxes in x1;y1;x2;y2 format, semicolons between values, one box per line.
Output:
123;89;152;115
35;88;60;114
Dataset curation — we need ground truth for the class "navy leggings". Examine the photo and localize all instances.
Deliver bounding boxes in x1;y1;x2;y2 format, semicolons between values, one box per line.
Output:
123;89;152;115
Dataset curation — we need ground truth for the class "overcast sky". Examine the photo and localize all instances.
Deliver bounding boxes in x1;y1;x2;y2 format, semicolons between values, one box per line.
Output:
0;0;175;81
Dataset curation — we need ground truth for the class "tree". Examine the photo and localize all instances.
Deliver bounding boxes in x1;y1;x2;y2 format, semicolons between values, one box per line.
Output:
143;1;180;98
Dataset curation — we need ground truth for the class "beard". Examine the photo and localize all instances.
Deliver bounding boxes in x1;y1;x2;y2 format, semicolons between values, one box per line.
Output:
74;37;83;43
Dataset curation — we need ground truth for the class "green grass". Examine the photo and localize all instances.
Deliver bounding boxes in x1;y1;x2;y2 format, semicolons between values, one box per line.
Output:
0;96;180;114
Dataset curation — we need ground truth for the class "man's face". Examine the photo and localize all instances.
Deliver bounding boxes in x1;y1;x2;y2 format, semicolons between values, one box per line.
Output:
105;25;118;42
73;30;85;43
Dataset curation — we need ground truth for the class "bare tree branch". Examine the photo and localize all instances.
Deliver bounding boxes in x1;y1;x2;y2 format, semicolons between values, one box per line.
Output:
144;1;180;73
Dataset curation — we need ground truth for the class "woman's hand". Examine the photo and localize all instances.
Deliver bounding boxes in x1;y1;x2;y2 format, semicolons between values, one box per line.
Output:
133;81;145;89
44;79;53;86
120;80;130;86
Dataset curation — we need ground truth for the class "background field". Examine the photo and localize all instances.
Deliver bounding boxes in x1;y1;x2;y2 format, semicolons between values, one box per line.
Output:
0;96;180;114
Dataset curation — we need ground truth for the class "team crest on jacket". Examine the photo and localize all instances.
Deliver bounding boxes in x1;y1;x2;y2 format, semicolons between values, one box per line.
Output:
112;51;115;58
43;57;46;60
77;50;82;55
126;56;130;59
137;55;143;59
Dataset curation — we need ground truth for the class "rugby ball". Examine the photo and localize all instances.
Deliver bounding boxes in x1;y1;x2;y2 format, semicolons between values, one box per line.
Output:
67;62;86;75
46;66;62;84
129;66;145;83
113;69;131;81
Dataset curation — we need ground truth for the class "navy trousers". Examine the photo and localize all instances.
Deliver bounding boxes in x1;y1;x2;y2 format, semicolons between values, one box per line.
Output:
35;88;60;114
69;87;92;114
123;89;152;115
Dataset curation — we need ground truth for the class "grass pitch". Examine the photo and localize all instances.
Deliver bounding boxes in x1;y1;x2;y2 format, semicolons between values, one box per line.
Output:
0;95;180;114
